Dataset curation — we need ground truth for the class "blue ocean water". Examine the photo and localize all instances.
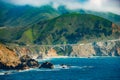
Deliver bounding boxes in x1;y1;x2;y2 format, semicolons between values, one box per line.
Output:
0;57;120;80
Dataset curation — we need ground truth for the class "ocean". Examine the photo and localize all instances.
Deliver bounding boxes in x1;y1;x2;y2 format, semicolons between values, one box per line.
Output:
0;57;120;80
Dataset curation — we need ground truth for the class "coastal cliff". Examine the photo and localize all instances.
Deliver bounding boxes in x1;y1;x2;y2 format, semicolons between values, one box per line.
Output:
0;44;39;70
70;40;120;57
0;39;119;70
0;44;21;69
7;39;120;58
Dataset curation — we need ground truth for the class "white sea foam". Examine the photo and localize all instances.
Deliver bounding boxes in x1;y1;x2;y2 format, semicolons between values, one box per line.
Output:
38;56;110;60
54;65;69;69
0;72;5;75
70;65;94;69
70;66;83;69
0;70;18;75
0;65;94;75
36;56;117;62
28;68;61;72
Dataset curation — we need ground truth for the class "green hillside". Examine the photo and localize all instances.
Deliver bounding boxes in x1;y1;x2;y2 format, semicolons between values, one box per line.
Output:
0;1;120;28
0;1;119;45
83;11;120;26
0;27;25;44
57;7;120;25
0;1;60;27
19;13;119;45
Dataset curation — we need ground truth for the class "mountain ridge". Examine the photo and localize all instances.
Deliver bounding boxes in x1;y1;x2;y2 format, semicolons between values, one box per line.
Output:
0;1;120;45
18;13;119;45
0;1;120;28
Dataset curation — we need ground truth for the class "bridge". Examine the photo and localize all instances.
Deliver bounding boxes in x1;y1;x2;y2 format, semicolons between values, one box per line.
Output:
7;39;120;56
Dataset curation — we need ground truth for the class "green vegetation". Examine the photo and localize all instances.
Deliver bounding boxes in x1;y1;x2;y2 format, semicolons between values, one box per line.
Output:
19;28;34;43
0;13;119;45
20;13;119;45
70;9;120;26
0;1;60;27
0;1;120;45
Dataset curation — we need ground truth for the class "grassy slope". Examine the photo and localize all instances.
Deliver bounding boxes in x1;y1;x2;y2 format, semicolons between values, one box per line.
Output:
0;1;60;44
0;1;60;27
19;28;34;43
86;11;120;26
57;7;120;25
19;13;119;45
0;13;119;45
4;5;59;27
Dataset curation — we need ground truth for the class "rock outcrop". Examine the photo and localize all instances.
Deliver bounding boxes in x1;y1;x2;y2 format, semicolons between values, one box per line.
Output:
0;44;21;70
70;40;120;57
16;55;39;70
70;44;95;57
13;47;40;59
60;64;70;69
0;44;39;70
39;62;54;69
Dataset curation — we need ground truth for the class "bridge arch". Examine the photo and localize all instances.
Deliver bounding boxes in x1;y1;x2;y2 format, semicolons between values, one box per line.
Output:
48;46;66;56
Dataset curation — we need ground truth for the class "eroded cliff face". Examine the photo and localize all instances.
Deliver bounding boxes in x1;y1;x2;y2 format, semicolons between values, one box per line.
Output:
46;48;58;57
0;44;39;70
12;47;58;59
13;47;39;59
0;44;21;69
70;40;120;57
7;40;120;58
12;46;47;59
70;44;96;57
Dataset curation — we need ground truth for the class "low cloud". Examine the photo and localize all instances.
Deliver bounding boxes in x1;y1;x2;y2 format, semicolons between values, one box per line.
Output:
2;0;120;15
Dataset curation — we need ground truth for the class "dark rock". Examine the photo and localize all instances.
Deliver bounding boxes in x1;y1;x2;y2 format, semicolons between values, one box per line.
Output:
16;55;39;70
37;55;43;59
4;72;9;75
27;59;39;68
20;55;31;62
60;64;70;68
0;55;40;70
39;62;54;69
0;62;16;70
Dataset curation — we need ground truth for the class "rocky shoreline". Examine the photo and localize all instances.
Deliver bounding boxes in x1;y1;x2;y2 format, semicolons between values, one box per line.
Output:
0;54;55;70
0;39;120;71
5;39;120;59
0;44;54;71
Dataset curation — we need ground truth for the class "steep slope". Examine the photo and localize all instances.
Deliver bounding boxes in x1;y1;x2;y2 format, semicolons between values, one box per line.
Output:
70;40;120;57
0;27;26;44
82;11;120;26
0;1;14;27
19;13;119;45
0;1;60;27
0;1;120;28
57;7;120;26
0;44;39;70
10;39;120;58
0;44;20;69
0;1;60;43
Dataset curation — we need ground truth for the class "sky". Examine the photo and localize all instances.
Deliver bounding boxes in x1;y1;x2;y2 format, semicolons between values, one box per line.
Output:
2;0;120;15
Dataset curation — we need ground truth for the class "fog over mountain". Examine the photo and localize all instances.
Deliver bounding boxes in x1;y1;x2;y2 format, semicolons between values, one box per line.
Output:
2;0;120;15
